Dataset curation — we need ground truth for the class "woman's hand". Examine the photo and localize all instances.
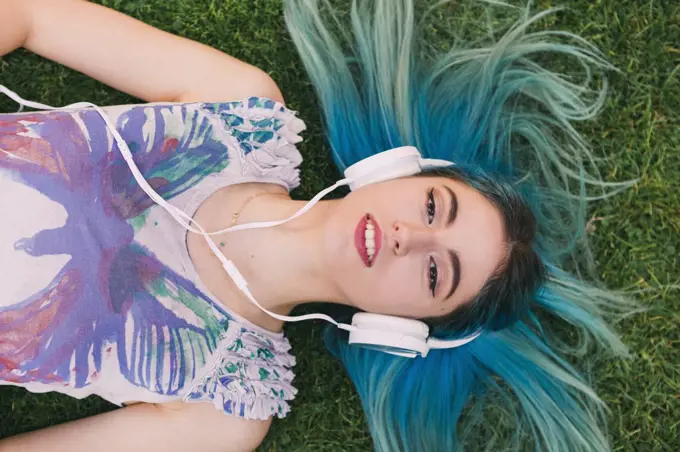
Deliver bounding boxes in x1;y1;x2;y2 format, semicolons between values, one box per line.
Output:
2;0;284;104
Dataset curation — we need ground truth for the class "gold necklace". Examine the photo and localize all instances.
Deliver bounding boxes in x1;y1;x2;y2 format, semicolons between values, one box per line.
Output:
231;191;285;226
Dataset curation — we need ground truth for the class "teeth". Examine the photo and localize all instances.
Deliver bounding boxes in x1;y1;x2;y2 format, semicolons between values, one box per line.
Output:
364;218;376;261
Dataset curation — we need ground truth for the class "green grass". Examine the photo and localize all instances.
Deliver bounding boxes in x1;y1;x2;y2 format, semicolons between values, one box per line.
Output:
0;0;678;450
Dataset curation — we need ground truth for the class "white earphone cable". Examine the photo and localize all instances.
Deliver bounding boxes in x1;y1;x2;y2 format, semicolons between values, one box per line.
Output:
0;85;355;331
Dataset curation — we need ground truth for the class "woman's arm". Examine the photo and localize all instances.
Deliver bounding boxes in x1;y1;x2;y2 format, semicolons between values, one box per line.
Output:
0;0;284;103
0;401;271;452
0;0;29;56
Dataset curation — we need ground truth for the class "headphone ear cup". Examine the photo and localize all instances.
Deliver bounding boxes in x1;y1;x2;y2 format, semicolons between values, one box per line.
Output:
344;146;423;190
348;312;431;357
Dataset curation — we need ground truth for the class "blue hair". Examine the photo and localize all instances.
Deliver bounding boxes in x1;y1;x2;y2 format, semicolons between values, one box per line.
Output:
284;1;634;450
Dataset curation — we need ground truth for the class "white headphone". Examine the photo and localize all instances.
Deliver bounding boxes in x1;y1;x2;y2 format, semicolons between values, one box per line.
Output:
0;85;481;358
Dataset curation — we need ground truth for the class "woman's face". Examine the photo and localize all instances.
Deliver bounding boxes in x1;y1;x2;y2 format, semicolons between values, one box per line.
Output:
320;176;507;319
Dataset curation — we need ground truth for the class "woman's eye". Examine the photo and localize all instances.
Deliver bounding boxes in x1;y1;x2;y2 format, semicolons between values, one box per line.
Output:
429;257;438;297
427;188;436;224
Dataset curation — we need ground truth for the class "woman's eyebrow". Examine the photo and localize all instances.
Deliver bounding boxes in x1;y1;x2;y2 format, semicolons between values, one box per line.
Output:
441;185;460;300
443;185;458;227
445;249;461;300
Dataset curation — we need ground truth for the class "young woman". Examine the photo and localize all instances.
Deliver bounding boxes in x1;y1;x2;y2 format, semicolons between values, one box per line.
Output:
0;0;632;451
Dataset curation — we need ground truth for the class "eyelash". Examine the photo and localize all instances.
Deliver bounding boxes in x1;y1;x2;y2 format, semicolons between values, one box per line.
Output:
429;257;438;298
426;188;437;297
427;188;436;225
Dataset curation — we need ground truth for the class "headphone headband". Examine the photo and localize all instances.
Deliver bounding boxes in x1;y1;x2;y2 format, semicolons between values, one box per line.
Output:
344;146;453;191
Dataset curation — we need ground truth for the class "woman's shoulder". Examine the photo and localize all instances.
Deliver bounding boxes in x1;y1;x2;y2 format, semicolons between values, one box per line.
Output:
201;96;307;183
182;315;297;421
114;96;306;192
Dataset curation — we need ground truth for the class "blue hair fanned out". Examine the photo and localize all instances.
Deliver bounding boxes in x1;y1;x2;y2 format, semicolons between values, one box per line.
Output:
284;1;634;450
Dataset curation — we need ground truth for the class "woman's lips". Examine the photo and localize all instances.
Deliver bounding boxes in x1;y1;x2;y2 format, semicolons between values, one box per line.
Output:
354;214;382;268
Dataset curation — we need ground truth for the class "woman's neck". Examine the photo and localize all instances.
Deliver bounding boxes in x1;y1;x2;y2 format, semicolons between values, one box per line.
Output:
200;189;343;331
245;197;342;308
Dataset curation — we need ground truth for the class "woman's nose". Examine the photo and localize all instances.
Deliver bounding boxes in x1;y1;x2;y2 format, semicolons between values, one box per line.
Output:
390;221;433;256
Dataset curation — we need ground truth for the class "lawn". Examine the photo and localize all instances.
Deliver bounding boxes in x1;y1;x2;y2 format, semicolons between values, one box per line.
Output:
0;0;678;450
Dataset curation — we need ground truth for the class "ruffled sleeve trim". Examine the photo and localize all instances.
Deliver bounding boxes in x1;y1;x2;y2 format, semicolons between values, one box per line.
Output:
182;319;297;420
201;97;306;192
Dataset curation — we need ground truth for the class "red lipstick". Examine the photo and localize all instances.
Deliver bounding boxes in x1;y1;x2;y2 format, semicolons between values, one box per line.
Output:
354;214;382;268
